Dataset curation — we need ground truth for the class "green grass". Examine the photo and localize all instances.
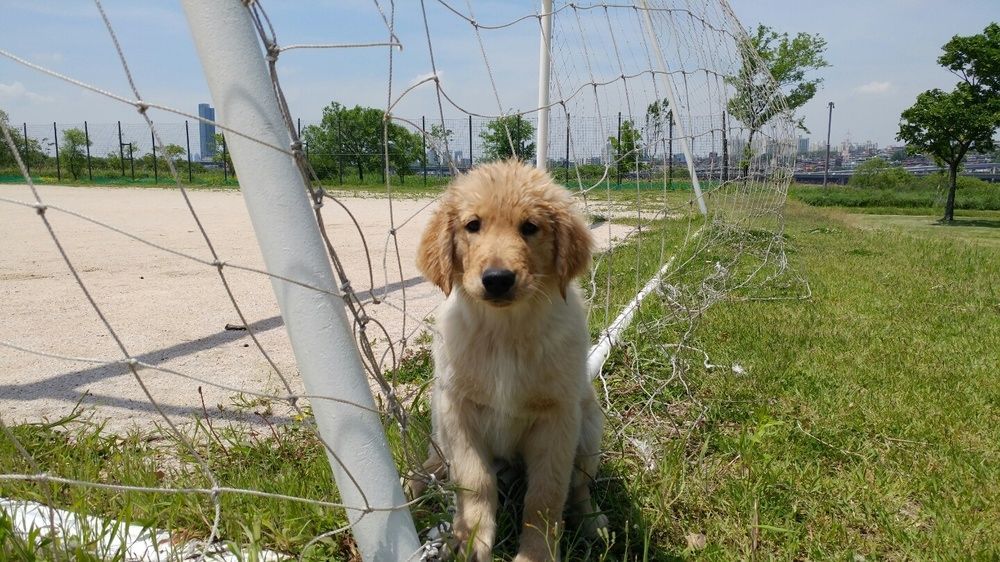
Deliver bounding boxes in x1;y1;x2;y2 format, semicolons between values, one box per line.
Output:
790;180;1000;211
591;202;1000;559
2;202;998;559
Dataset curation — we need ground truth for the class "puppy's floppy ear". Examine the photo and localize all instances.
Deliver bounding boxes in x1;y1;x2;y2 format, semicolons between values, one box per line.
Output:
417;197;456;295
552;199;593;299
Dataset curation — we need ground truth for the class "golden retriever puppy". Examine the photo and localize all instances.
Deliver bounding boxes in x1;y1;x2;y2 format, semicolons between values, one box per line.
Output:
413;160;606;561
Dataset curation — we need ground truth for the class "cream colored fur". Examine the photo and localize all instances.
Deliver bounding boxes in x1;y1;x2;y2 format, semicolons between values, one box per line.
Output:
412;161;606;562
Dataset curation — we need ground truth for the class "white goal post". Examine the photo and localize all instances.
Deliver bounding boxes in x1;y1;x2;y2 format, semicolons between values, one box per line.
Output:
180;1;420;560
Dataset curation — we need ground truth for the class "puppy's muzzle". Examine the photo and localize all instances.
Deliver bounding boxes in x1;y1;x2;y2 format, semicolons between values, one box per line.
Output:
481;267;516;300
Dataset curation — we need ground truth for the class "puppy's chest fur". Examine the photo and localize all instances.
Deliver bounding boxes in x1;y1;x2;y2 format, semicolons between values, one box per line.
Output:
434;290;588;457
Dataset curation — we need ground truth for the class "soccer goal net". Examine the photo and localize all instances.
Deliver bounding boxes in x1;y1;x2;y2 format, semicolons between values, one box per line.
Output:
0;1;803;560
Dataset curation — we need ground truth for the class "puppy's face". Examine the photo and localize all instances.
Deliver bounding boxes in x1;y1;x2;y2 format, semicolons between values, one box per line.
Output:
417;161;592;306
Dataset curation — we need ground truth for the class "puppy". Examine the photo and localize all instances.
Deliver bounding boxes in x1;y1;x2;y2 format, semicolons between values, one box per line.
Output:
412;160;606;561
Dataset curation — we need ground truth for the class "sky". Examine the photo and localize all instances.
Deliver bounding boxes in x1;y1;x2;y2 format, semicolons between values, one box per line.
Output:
0;0;996;149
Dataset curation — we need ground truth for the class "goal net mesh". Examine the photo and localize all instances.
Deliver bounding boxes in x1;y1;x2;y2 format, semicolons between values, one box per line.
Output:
0;0;804;559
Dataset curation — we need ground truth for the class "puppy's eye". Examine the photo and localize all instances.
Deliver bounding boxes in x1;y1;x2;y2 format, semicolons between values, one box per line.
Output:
520;221;539;236
465;219;481;233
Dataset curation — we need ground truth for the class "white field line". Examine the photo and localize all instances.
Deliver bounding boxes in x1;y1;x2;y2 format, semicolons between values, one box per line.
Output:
587;226;704;381
0;498;283;561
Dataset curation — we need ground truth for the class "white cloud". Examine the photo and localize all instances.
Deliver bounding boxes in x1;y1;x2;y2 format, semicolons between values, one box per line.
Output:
408;71;443;88
0;81;54;104
854;81;892;95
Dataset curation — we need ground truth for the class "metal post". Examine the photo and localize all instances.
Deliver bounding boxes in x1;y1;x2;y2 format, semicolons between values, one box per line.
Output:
185;120;193;182
721;111;729;183
117;121;125;177
534;0;553;170
22;123;30;176
151;129;158;184
128;142;135;180
668;111;674;190
222;136;228;182
823;101;834;188
84;121;92;181
617;111;622;186
637;0;707;215
180;3;420;560
421;115;427;186
564;112;570;182
53;122;61;181
336;114;344;184
468;114;473;171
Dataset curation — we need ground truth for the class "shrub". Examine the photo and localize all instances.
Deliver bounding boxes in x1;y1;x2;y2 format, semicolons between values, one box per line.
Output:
849;157;914;190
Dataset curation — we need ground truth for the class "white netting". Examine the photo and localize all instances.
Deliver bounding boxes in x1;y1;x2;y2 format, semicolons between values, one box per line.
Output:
0;1;805;559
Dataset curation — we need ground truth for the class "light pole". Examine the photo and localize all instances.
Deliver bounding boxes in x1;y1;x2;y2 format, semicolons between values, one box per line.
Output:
823;101;834;187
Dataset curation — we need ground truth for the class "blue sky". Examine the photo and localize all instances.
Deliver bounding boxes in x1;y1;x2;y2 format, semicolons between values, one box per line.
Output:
0;1;995;148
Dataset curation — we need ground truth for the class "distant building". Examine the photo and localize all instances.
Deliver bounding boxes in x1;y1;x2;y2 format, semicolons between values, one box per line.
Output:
198;103;216;162
797;137;809;154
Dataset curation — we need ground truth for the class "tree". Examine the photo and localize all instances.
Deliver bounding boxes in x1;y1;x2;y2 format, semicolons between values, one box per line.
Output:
608;119;642;179
163;144;186;162
60;128;91;180
898;23;1000;222
480;115;534;161
0;109;44;169
938;23;1000;96
727;25;829;178
644;98;671;161
212;132;233;174
426;123;454;166
304;102;423;182
898;86;996;222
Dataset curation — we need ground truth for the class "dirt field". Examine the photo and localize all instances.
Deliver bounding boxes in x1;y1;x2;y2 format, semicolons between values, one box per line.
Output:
0;184;629;432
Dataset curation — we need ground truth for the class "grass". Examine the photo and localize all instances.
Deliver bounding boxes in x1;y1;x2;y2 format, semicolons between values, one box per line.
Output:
3;201;998;559
789;180;1000;211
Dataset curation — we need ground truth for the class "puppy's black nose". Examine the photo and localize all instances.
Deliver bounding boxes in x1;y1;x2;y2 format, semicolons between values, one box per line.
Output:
482;268;516;298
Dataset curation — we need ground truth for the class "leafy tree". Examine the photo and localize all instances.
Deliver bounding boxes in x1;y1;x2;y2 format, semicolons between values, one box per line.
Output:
727;25;829;178
426;123;454;166
898;87;997;222
849;157;913;190
480;114;534;161
60;128;91;180
898;23;1000;222
163;144;186;162
938;23;1000;96
608;119;642;178
644;98;671;160
0;109;45;169
304;102;423;182
212;133;233;175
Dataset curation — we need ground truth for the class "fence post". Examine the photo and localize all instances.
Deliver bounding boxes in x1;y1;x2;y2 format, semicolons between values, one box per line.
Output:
128;143;135;180
668;110;673;191
117;121;125;177
468;114;472;171
180;2;420;559
84;121;92;181
721;111;729;183
185;120;193;183
151;130;158;184
421;115;427;186
337;114;344;184
564;112;570;183
22;123;30;176
53;122;61;181
617;111;622;186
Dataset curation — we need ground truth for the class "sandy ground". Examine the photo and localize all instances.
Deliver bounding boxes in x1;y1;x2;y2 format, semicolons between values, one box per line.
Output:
0;184;630;433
